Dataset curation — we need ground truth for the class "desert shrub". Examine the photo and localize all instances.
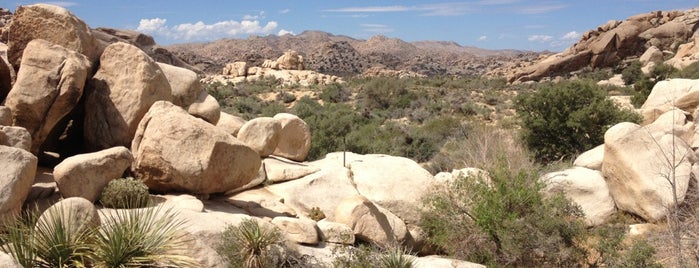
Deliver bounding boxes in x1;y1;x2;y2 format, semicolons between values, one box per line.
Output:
308;207;326;222
515;80;641;163
630;77;655;108
356;77;413;112
579;66;613;82
99;177;150;209
421;160;588;266
216;219;286;268
230;96;264;119
378;247;416;268
92;205;195;267
674;61;699;79
260;102;288;117
426;124;535;173
276;91;296;103
240;75;283;94
622;61;643;85
320;83;352;103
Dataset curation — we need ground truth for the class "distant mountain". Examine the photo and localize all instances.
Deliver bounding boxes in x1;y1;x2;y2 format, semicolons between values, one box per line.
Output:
165;30;540;77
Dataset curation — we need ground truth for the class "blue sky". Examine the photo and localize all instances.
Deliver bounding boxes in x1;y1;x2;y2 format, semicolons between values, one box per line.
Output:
8;1;698;51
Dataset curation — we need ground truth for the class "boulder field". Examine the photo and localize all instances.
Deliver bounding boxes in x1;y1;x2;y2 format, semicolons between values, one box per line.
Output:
0;4;483;266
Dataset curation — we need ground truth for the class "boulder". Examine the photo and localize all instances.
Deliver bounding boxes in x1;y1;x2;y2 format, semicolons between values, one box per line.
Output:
666;36;699;69
640;79;699;124
84;42;172;151
271;217;319;245
602;127;695;221
4;39;90;154
266;158;360;220
53;146;133;202
216;112;246;137
161;194;205;212
343;153;435;224
0;106;10;125
263;156;320;183
37;197;100;234
92;27;201;74
0;145;37;222
7;4;99;68
132;101;261;194
187;91;221;124
223;62;247;76
434;167;490;184
334;195;408;247
317;219;355;245
157;62;203;108
226;188;297;218
573;145;605;170
543;167;616;226
272;113;311;161
237;117;281;157
414;256;486;268
277;50;304;70
0;126;31;151
639;46;664;66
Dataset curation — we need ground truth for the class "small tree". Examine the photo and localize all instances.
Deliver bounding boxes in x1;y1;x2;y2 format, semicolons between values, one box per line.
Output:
515;80;641;163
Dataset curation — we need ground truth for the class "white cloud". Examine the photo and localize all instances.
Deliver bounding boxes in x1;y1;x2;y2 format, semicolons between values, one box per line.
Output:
43;1;77;7
517;4;567;14
324;5;411;12
361;23;394;33
561;31;581;40
136;17;279;42
477;35;488;41
278;29;294;36
279;9;291;14
528;35;553;42
243;11;265;20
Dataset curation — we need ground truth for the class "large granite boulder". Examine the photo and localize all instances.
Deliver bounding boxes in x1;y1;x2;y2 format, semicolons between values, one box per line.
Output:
84;42;172;151
237;117;281;157
4;39;90;154
272;113;311;161
0;145;37;222
7;3;99;68
132;101;260;194
53;146;133;202
543;167;616;226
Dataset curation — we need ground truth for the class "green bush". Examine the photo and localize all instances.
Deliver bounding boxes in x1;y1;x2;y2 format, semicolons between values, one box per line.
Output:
216;219;286;268
99;177;150;209
421;161;588;266
622;61;643;85
674;61;699;79
631;77;655;108
320;83;351;103
515;80;641;163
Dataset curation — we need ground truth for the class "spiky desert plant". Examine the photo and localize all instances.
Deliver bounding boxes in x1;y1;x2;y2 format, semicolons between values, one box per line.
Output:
0;207;94;268
0;211;39;267
378;247;416;268
91;202;196;267
216;218;285;268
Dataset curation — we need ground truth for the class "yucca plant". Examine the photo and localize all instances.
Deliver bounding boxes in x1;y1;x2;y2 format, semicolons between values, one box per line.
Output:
216;218;285;268
378;247;416;268
0;207;94;268
91;202;196;267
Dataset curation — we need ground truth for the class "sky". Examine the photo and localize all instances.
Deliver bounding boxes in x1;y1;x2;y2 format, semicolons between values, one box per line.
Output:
6;1;699;51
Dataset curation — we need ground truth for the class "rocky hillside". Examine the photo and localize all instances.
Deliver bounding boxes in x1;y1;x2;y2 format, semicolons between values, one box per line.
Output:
165;30;539;77
509;8;699;82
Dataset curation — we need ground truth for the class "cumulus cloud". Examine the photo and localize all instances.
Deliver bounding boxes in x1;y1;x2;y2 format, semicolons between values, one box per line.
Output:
561;31;581;40
136;17;279;42
528;35;553;42
477;35;488;41
278;29;294;36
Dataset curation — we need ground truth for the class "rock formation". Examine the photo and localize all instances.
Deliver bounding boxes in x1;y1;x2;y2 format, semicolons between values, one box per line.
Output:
510;9;699;82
